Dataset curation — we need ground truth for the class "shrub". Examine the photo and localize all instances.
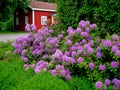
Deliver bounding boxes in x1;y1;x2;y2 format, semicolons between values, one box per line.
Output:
67;76;95;90
13;20;120;89
0;59;34;90
15;72;70;90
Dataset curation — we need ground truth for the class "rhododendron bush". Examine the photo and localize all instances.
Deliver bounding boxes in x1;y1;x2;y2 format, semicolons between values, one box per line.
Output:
13;21;120;89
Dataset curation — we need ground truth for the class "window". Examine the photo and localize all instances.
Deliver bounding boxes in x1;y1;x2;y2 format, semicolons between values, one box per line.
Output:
16;17;19;25
25;16;29;24
25;10;28;13
41;16;47;25
16;12;18;15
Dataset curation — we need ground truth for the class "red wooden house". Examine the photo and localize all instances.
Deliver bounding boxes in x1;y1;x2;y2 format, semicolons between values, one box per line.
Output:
14;0;57;30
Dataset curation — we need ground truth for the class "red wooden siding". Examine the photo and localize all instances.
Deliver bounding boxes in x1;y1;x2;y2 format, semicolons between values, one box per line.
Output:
14;8;32;31
34;10;55;29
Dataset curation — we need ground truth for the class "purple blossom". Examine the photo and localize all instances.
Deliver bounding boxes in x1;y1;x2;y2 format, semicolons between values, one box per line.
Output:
85;27;90;32
81;32;89;37
96;37;101;43
51;70;57;76
102;39;112;47
31;24;37;31
66;39;72;46
96;52;102;58
105;79;111;86
99;64;105;71
71;51;76;58
95;81;102;89
24;64;29;70
90;24;97;29
58;34;63;39
87;47;94;54
115;50;120;56
79;20;86;28
110;61;118;68
85;21;90;26
81;39;87;44
84;44;90;50
22;56;28;62
77;49;83;55
39;42;44;48
65;74;71;80
77;57;84;63
25;24;30;32
75;27;82;34
74;42;79;47
60;70;66;76
96;47;101;52
111;46;118;52
112;34;119;40
89;62;95;69
65;51;70;56
69;46;76;51
70;58;76;64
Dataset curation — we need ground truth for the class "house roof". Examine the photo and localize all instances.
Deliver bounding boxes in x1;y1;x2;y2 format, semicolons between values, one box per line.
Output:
29;0;57;12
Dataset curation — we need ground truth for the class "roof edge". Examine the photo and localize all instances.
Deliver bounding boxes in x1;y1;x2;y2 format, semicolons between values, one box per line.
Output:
28;6;56;12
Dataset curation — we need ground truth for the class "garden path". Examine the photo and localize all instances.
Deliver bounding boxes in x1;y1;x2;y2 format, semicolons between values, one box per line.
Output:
0;33;28;42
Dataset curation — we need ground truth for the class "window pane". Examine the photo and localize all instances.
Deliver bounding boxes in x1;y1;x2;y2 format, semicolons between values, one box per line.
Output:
41;16;47;25
16;17;19;25
25;16;29;24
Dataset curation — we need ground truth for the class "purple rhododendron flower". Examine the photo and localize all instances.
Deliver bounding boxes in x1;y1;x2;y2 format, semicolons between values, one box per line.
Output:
96;52;102;58
66;39;72;46
99;64;105;71
111;46;118;52
84;44;90;50
66;74;71;80
81;39;87;44
86;21;90;26
102;39;112;47
90;24;97;29
115;50;120;57
51;70;57;76
25;24;30;32
95;81;102;89
77;57;84;63
81;32;89;37
87;47;94;54
110;61;118;68
105;79;111;86
89;62;95;69
60;70;66;76
112;34;119;40
85;27;90;32
75;27;82;34
31;24;37;31
71;51;76;58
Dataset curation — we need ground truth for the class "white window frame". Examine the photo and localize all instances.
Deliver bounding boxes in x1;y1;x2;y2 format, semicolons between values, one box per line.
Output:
16;17;19;25
41;16;47;25
25;16;29;25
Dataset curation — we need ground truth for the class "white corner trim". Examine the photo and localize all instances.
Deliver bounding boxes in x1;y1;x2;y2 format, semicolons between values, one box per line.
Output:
28;6;56;12
32;10;35;25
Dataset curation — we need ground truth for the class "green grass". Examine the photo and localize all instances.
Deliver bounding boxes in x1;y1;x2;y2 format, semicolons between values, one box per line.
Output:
0;31;28;34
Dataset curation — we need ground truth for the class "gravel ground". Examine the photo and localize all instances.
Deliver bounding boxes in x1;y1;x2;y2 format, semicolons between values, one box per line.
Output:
0;33;29;42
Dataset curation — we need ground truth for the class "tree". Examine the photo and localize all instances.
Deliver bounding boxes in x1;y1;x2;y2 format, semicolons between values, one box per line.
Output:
0;0;29;22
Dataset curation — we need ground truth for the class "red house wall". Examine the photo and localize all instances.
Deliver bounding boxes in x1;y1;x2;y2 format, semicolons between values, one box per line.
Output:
34;10;55;30
14;8;32;31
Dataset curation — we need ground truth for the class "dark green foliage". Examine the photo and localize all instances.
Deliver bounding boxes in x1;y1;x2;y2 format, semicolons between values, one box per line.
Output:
67;76;95;90
57;0;120;35
0;18;14;32
15;72;70;90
